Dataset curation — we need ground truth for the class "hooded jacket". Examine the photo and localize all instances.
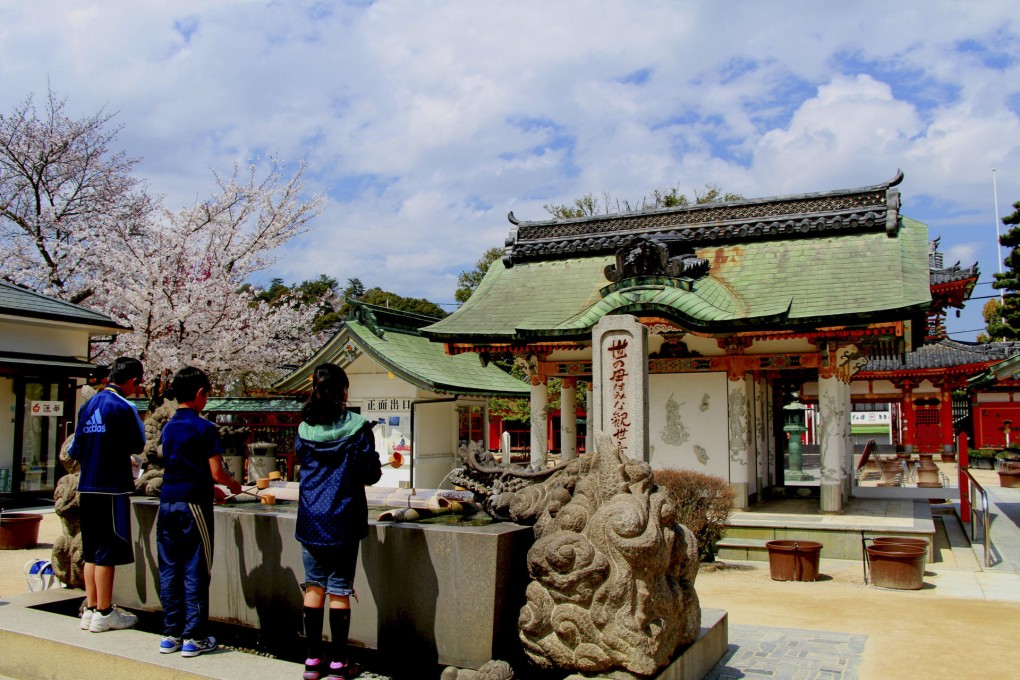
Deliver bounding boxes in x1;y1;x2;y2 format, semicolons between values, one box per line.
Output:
295;411;382;546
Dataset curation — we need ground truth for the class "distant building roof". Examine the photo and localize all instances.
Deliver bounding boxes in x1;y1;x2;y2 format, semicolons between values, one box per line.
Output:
0;280;128;332
861;339;1010;374
274;301;529;397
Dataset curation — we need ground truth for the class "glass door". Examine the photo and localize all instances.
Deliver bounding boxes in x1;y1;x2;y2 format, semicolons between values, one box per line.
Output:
15;379;72;494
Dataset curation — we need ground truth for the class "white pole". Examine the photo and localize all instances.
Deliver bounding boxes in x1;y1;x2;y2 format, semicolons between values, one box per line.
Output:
995;168;1003;295
995;169;1004;340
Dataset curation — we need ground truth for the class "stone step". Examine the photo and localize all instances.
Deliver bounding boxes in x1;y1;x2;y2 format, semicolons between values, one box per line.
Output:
715;537;770;561
0;590;302;680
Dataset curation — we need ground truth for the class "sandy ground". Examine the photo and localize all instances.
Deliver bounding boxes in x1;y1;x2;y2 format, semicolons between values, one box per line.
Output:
696;558;1020;680
5;512;1020;679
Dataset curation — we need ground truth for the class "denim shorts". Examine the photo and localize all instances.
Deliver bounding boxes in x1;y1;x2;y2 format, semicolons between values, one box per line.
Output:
301;543;359;597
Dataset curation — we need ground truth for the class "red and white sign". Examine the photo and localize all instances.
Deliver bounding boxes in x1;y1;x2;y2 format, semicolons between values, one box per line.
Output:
30;400;64;416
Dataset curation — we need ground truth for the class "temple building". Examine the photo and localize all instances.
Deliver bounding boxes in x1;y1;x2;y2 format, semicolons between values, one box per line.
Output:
422;172;934;512
801;243;984;457
274;301;528;487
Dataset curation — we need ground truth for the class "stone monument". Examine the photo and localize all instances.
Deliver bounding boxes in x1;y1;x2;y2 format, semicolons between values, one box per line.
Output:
590;315;649;462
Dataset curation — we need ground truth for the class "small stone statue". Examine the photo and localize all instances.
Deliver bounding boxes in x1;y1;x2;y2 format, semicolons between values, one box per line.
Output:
440;660;514;680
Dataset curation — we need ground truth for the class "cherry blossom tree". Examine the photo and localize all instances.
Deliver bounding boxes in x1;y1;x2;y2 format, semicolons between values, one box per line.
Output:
0;87;154;303
92;160;327;392
2;88;330;391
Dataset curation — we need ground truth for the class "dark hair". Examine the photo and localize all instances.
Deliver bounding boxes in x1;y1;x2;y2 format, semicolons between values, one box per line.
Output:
171;366;211;403
302;364;349;426
109;357;144;385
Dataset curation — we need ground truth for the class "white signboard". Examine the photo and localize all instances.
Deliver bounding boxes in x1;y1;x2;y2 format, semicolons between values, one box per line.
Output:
30;401;64;417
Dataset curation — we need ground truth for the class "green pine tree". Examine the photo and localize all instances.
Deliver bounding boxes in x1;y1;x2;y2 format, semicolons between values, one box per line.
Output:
991;201;1020;340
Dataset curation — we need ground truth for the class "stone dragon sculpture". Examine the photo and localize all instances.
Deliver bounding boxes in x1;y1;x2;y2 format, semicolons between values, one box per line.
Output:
447;432;701;678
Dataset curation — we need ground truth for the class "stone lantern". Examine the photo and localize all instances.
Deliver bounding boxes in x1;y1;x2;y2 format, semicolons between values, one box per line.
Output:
783;399;813;482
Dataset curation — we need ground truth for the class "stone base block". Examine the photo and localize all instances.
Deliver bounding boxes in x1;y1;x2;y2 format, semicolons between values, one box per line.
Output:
115;497;534;672
564;608;727;680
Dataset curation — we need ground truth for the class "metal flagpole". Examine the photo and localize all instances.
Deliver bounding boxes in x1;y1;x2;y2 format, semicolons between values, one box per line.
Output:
994;169;1004;340
995;168;1003;297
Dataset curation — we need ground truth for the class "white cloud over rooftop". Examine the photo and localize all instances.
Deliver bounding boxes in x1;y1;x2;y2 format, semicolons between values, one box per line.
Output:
1;0;1018;336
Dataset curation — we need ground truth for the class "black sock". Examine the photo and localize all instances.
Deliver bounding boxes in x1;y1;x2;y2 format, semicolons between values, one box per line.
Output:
98;607;112;616
329;608;352;664
303;606;325;660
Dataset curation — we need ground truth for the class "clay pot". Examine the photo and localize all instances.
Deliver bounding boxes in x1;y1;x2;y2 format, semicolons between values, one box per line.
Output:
872;536;928;564
0;513;43;550
765;540;822;581
867;543;925;590
998;464;1020;488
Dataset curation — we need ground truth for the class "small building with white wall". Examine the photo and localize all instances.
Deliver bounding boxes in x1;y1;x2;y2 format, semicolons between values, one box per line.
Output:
0;281;128;502
274;301;529;488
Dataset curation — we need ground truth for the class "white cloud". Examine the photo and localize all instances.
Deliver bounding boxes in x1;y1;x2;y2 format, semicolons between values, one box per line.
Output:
2;0;1019;336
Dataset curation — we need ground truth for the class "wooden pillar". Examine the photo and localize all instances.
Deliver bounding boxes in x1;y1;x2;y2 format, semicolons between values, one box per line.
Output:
818;343;868;513
727;370;752;510
818;373;849;512
560;378;578;461
529;376;548;470
585;382;593;453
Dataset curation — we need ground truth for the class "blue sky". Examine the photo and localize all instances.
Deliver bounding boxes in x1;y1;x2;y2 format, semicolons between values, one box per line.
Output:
1;1;1018;339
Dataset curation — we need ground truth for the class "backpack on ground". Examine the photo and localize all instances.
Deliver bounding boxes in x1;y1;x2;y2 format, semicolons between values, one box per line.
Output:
24;558;60;592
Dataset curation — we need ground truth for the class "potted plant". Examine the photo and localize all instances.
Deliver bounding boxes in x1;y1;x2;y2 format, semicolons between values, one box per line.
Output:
968;449;998;470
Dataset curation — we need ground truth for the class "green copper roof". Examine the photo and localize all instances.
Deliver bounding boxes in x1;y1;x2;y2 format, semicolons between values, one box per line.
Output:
424;217;931;342
274;302;528;396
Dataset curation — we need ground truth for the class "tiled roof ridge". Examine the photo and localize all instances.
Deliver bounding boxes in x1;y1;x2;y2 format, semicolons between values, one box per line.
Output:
862;337;1012;371
0;279;124;328
503;171;904;266
930;262;979;285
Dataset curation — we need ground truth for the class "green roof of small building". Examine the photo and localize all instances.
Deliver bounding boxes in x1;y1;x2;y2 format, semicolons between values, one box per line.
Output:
274;302;528;396
424;175;931;343
0;280;128;332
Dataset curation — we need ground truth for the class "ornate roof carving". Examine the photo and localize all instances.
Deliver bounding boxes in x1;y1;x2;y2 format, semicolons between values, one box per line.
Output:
503;171;903;267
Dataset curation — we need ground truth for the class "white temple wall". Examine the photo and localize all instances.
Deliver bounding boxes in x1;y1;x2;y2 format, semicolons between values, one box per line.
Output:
647;372;729;481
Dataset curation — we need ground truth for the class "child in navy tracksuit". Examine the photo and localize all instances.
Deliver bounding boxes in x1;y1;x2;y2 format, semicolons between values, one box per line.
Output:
296;363;381;680
157;366;242;657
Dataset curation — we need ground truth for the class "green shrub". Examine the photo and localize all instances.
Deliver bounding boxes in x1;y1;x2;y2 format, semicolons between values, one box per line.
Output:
653;468;736;562
969;448;998;459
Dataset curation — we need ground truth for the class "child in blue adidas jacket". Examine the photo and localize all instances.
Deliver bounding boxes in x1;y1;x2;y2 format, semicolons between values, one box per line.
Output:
69;356;146;633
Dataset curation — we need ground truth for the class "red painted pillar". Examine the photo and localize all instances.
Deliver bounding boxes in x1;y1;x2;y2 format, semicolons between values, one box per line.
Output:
959;432;970;523
940;388;954;455
901;380;916;452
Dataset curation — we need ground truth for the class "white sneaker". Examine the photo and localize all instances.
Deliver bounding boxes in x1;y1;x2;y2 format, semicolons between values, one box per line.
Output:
89;605;138;632
181;636;218;657
80;607;94;631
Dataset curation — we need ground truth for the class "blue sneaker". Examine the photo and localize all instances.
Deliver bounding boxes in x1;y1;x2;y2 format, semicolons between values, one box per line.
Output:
181;636;217;657
159;636;182;654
